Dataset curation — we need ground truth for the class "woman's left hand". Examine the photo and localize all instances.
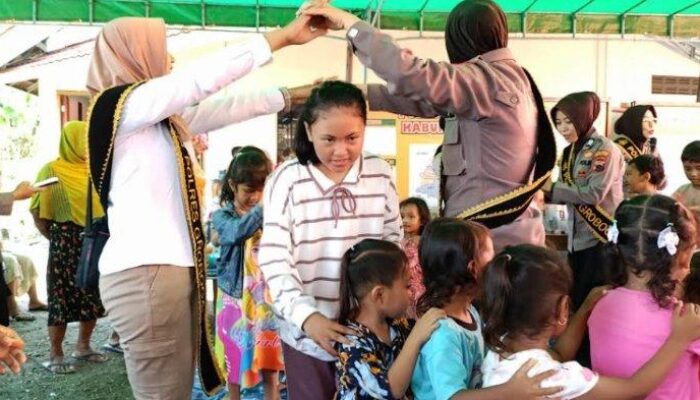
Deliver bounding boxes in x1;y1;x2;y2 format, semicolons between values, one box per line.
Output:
265;14;328;51
302;5;361;30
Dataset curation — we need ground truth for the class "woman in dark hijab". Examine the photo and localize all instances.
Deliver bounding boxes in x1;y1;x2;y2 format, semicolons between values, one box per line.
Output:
444;0;509;63
613;105;658;162
544;91;625;366
306;0;557;253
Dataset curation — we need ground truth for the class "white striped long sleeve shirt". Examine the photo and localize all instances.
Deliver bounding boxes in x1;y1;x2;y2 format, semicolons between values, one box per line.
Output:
259;154;402;360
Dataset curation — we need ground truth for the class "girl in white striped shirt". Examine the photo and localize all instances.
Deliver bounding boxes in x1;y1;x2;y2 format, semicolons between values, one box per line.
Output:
259;81;402;398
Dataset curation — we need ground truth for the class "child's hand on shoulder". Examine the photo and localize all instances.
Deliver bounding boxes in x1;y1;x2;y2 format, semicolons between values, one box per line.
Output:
671;301;700;344
581;285;610;313
410;308;445;345
503;359;564;399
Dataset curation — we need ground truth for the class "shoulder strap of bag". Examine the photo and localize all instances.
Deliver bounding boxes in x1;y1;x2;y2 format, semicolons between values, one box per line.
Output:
85;177;93;227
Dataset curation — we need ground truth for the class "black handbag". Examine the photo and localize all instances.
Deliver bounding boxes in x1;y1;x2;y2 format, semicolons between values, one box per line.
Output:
75;178;109;289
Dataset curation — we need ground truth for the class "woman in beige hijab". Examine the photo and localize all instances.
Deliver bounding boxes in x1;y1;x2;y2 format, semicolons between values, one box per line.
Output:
86;15;325;399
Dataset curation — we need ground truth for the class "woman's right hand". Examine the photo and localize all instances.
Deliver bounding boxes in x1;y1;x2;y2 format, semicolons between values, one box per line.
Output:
670;301;700;344
12;181;39;201
302;312;355;356
502;359;563;399
409;308;445;345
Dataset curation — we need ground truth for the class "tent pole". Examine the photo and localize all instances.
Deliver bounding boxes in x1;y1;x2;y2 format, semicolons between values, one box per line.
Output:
201;0;206;28
419;11;424;37
621;14;626;38
255;0;260;33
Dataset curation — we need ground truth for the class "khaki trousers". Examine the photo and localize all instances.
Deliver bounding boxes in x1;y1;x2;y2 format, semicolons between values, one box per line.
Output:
100;265;195;400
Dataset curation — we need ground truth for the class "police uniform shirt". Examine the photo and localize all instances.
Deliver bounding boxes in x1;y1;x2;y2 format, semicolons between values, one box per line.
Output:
551;133;625;252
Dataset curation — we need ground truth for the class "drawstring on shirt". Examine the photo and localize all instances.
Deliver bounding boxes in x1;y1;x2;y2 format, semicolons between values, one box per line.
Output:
330;187;356;227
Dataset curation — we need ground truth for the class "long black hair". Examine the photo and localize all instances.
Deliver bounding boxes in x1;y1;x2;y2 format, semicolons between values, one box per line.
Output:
608;194;697;307
219;146;272;208
417;218;490;315
294;81;367;166
482;245;572;354
338;239;408;325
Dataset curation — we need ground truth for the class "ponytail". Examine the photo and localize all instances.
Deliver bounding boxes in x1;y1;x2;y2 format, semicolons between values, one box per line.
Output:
219;146;271;208
338;247;359;325
481;245;572;354
482;253;514;353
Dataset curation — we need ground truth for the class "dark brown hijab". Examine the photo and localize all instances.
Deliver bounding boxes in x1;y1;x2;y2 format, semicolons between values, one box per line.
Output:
614;105;657;150
551;91;601;149
445;0;509;64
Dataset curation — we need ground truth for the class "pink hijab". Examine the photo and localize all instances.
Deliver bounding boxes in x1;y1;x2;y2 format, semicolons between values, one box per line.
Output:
86;17;190;141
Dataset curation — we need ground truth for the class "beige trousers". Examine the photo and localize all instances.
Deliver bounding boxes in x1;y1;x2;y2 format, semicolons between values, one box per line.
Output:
100;265;195;400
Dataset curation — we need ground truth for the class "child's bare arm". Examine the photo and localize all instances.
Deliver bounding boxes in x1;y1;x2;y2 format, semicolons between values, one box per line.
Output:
578;302;700;399
551;286;608;361
387;308;444;398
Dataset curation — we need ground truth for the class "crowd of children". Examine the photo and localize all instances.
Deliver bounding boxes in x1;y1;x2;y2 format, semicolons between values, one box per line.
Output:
205;77;700;400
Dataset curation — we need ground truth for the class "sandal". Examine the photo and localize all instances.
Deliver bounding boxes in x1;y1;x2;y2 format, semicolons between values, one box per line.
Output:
71;350;108;363
101;342;124;354
29;304;49;312
11;312;35;322
42;360;76;374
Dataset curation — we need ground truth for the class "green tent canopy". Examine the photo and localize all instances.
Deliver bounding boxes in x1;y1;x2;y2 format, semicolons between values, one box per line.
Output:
2;0;700;37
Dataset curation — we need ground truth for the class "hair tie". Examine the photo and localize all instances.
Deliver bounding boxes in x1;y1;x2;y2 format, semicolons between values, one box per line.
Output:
607;220;619;244
503;254;512;262
657;223;679;256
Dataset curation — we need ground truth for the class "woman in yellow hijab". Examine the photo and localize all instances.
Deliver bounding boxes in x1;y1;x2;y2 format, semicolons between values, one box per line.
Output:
30;121;106;374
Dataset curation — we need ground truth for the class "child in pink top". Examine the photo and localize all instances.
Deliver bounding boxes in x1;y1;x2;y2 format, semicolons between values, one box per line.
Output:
589;194;700;399
399;197;431;316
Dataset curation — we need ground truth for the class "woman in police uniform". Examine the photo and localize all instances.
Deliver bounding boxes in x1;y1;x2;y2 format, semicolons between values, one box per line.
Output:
545;92;625;308
543;92;624;365
613;104;658;162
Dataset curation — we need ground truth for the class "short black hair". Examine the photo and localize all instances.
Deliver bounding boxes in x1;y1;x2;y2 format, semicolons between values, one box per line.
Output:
681;141;700;163
629;154;666;189
294;81;367;165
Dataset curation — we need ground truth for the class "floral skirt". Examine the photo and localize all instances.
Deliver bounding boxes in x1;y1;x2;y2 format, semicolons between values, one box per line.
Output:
47;221;104;326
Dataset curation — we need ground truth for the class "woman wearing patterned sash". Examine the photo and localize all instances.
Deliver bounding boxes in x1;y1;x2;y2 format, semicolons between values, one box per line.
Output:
85;16;325;399
543;92;624;367
613;105;658;162
302;0;557;252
